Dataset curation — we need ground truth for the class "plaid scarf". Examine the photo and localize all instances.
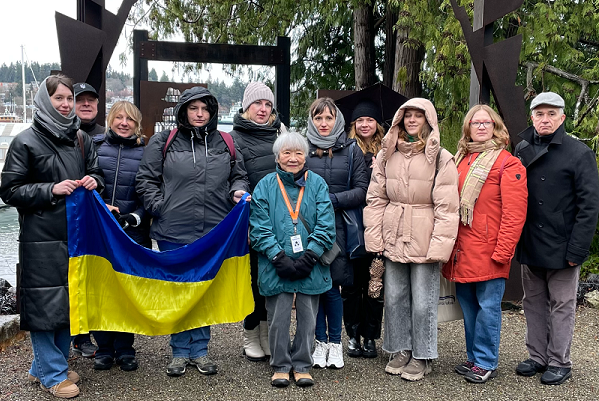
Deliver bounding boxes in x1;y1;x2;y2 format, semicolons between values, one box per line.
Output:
455;140;505;226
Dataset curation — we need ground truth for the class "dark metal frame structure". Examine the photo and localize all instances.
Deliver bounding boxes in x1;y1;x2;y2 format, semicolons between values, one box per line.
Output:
133;30;291;139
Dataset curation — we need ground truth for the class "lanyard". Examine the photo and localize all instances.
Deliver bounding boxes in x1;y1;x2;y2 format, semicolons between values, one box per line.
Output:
276;171;308;229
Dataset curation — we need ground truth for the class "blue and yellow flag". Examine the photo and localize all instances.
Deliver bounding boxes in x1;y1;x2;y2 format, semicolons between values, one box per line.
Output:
66;188;253;336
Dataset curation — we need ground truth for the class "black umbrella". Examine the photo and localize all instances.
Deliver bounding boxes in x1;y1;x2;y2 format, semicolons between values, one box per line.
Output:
335;82;409;129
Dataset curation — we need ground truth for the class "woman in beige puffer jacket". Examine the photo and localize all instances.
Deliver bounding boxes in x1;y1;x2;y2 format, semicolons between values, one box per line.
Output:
364;98;459;381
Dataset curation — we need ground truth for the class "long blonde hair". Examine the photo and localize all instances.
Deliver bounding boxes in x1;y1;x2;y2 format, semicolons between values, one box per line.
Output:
456;104;510;155
106;101;143;145
348;121;385;155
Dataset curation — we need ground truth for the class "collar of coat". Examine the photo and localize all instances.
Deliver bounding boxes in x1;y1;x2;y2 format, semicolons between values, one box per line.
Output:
518;122;566;146
276;165;308;187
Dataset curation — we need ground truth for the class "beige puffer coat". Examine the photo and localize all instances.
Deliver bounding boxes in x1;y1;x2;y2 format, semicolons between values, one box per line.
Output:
364;98;459;264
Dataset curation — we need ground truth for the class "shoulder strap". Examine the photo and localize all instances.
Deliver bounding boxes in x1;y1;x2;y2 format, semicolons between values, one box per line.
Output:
298;212;312;234
432;147;443;189
162;128;179;160
347;142;355;190
498;153;510;184
219;130;236;162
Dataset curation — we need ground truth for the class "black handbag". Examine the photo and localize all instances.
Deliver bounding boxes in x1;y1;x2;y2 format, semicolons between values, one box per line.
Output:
344;142;367;259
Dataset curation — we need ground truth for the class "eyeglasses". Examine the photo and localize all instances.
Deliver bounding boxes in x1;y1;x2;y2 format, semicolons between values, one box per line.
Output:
469;121;494;128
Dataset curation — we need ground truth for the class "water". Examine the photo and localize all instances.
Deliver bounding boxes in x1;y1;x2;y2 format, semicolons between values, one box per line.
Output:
0;207;19;287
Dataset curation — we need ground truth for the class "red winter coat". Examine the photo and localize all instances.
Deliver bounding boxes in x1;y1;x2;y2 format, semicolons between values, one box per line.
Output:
442;150;528;283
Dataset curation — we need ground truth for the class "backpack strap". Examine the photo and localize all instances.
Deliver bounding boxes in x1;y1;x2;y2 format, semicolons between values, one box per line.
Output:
162;128;179;160
431;147;443;198
219;131;236;162
498;153;510;184
76;130;86;169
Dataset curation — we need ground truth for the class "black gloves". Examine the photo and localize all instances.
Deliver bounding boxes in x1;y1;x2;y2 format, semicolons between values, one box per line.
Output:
272;251;297;280
294;250;319;279
111;210;138;229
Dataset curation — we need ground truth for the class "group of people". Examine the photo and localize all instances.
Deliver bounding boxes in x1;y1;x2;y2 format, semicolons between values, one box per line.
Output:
1;72;597;399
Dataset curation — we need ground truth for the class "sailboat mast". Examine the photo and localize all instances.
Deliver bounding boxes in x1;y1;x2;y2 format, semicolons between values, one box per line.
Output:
21;45;26;123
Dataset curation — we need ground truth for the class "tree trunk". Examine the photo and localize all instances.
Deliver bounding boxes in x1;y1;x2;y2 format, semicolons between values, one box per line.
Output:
393;28;424;98
353;4;376;90
383;4;397;88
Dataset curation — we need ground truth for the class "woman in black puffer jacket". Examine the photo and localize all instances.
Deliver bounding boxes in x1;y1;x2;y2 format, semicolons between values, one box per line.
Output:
306;98;369;370
229;82;286;362
91;101;150;373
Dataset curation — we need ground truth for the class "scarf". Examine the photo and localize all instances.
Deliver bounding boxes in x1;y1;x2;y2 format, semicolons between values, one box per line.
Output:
33;77;80;139
455;139;505;226
306;105;345;149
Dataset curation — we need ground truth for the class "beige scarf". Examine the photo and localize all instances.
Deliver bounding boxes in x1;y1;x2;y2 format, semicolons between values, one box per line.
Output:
455;140;505;226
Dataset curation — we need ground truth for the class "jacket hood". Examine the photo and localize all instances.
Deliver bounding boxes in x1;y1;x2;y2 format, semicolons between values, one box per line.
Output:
233;109;282;136
381;97;440;163
174;86;219;133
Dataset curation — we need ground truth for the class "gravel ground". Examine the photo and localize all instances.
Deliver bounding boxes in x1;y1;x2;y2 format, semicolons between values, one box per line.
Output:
1;307;598;401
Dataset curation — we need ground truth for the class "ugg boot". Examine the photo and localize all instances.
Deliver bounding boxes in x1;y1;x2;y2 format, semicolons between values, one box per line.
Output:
259;321;271;356
243;326;266;361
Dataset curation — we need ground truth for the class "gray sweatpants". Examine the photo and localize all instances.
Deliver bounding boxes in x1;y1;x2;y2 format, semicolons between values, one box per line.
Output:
522;264;580;368
382;260;440;359
266;292;319;373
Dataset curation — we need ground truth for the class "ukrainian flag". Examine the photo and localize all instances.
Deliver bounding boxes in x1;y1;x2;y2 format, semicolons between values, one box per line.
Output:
66;188;253;336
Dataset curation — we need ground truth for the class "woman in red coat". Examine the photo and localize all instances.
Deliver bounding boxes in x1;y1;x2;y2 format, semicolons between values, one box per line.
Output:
443;105;527;383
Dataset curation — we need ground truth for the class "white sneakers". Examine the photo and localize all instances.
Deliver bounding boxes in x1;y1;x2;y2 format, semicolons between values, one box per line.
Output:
327;343;344;369
312;340;328;368
312;340;344;369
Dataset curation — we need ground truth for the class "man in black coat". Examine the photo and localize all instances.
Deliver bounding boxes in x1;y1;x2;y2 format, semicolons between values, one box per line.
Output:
514;92;599;385
75;82;105;137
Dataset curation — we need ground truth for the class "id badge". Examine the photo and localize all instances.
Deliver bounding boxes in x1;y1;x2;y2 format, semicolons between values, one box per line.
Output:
290;234;304;253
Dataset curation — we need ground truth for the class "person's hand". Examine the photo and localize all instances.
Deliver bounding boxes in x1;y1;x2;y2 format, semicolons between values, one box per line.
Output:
117;213;138;229
106;204;120;214
78;175;98;191
294;250;319;279
271;251;297;280
370;155;376;168
233;190;251;204
52;179;80;196
568;261;578;267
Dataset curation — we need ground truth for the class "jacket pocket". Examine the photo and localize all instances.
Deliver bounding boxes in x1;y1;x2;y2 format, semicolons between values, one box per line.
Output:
472;212;488;243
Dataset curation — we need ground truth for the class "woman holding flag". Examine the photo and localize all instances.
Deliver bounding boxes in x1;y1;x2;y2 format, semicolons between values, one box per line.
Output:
0;74;104;398
136;86;249;377
250;132;336;387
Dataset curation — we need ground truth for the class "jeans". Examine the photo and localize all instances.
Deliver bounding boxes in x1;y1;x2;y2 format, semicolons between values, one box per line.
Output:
29;328;71;388
383;261;440;359
315;286;343;344
266;292;319;373
455;278;505;370
159;240;211;359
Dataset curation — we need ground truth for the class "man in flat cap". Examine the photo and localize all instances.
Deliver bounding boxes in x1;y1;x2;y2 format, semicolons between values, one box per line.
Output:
514;92;599;385
74;82;104;137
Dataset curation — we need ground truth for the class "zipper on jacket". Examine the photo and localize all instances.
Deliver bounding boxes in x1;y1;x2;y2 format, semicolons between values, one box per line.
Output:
191;135;196;165
452;249;459;281
111;144;123;205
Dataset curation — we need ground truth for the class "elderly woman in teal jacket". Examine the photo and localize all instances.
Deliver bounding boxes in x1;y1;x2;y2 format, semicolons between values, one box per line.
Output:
250;131;336;388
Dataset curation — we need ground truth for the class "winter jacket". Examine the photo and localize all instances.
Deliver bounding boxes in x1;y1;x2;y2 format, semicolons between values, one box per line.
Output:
364;98;459;264
229;110;283;191
249;167;336;296
136;87;249;244
94;130;151;247
515;124;599;269
442;150;528;283
0;120;104;331
307;133;369;286
80;120;105;137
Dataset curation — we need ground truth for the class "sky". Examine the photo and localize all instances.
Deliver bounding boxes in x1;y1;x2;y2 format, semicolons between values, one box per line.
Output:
1;0;235;83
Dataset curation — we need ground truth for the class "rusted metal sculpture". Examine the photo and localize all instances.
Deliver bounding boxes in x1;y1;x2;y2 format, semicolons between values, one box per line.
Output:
56;0;137;120
451;0;528;144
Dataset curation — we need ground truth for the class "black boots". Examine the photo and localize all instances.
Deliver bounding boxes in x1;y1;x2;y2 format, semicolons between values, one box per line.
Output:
347;337;377;358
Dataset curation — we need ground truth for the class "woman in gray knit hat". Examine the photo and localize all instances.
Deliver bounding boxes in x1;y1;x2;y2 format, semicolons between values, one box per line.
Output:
229;82;287;362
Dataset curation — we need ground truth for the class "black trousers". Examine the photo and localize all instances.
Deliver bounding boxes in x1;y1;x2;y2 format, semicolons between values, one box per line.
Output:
341;256;384;340
94;331;135;358
244;248;268;330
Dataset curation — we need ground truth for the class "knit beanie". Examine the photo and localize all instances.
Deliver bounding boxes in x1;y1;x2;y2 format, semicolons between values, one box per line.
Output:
351;100;382;125
242;82;275;112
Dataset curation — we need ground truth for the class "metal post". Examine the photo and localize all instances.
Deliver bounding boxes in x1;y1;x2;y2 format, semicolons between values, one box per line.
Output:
21;45;26;122
133;30;149;109
275;36;291;127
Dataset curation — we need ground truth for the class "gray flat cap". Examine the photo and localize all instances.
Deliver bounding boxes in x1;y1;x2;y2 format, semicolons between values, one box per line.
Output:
530;92;565;110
